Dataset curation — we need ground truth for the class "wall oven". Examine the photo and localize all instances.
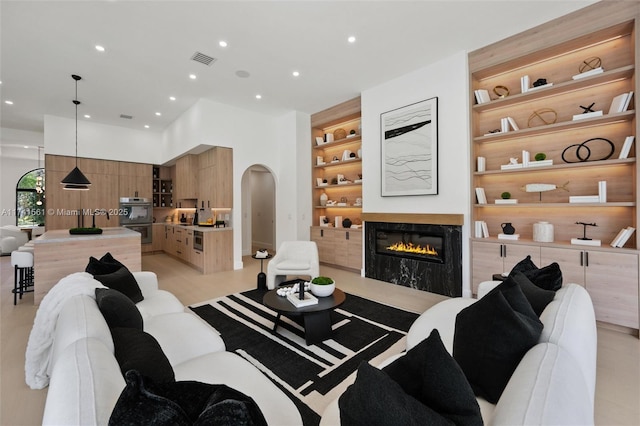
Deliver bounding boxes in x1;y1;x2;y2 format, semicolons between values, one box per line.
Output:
119;197;153;225
122;224;152;244
194;230;203;251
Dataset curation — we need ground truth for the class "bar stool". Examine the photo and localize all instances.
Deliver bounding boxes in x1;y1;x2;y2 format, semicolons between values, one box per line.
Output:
11;251;34;305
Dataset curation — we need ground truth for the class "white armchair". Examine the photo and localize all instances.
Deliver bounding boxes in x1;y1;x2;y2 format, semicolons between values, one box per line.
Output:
1;225;29;256
266;241;320;289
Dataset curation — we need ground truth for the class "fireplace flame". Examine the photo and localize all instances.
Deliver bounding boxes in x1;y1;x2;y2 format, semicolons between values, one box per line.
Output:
386;242;438;256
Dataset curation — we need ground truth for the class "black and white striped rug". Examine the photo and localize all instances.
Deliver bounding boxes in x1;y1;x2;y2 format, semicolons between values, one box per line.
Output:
190;288;419;426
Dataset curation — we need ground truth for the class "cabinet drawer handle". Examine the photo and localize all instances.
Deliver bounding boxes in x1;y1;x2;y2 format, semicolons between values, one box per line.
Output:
580;251;584;266
346;232;349;240
585;251;589;267
321;229;324;237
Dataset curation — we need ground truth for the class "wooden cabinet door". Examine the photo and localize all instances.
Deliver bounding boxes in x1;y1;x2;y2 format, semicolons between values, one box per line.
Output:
347;229;363;270
502;243;541;273
175;155;198;200
471;241;504;294
540;247;586;286
213;148;233;208
585;251;639;328
311;227;334;265
333;229;349;268
198;167;213;208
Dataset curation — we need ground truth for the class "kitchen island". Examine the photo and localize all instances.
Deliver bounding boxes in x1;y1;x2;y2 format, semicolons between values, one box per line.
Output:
33;227;141;304
158;223;232;274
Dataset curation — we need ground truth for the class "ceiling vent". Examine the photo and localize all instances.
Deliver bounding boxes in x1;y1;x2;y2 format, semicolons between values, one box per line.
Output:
120;114;133;120
191;52;217;66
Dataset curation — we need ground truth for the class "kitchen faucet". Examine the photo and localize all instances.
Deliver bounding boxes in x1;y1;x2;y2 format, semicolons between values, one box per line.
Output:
92;209;110;228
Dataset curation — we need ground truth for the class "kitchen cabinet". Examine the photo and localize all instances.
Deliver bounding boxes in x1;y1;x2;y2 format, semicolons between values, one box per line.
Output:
118;162;152;199
540;247;639;328
161;224;232;273
152;166;173;208
471;240;540;294
198;147;233;208
174;154;198;201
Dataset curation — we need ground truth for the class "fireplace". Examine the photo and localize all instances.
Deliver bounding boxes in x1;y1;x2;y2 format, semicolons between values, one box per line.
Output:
365;217;462;297
375;229;444;264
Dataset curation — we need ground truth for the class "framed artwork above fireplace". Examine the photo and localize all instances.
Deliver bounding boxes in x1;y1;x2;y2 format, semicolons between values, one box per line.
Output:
380;97;438;196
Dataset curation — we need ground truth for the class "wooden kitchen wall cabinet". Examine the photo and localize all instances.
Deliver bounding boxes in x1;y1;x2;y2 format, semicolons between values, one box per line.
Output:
174;154;198;201
197;147;233;208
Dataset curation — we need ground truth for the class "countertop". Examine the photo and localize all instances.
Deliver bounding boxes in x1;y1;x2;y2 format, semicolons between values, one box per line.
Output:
34;227;141;244
155;222;232;233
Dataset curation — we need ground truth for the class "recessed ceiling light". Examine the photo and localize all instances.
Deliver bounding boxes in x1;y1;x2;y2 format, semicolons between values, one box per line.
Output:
347;36;356;43
95;45;105;52
255;94;262;100
5;100;13;105
144;125;150;129
169;96;176;101
219;40;228;48
84;114;91;119
24;145;29;149
235;70;250;78
189;74;197;80
292;71;300;77
155;112;161;116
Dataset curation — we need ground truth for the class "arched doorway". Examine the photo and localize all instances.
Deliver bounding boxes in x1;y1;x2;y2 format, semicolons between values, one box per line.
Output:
241;165;276;256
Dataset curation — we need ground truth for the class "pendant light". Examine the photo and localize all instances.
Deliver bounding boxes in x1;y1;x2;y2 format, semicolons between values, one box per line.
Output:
35;146;45;205
61;74;91;190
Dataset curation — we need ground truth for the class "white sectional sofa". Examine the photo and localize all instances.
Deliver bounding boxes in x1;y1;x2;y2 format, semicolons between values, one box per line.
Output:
321;282;597;425
40;271;302;425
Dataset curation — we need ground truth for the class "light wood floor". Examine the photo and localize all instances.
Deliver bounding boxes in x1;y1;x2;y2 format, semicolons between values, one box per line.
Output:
1;253;638;425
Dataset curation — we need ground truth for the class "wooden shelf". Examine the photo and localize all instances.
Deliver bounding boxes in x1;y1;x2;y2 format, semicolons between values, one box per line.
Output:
314;158;362;169
473;65;635;112
475;158;635;175
315;182;362;189
314;205;362;209
476;202;636;208
474;110;634;143
313;135;361;151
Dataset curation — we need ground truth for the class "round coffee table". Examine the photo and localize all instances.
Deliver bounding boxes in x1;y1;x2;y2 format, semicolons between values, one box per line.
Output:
263;287;346;345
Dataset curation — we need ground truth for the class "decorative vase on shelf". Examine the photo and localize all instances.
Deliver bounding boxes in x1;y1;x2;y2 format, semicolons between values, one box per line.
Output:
501;222;516;235
319;192;328;206
533;221;554;242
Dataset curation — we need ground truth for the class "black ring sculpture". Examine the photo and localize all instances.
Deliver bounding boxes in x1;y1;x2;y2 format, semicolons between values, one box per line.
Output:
561;137;615;163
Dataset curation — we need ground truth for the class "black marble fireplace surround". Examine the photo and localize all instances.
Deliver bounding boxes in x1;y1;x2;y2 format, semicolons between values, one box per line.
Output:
365;221;462;297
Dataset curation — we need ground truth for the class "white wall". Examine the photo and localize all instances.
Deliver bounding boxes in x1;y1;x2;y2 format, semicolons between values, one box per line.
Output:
43;115;163;164
361;51;473;295
0;128;44;226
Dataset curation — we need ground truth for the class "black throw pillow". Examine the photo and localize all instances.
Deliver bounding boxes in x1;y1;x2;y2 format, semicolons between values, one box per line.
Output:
509;272;555;316
453;279;543;404
95;288;143;330
382;329;482;425
339;362;452;426
509;255;563;291
93;266;144;303
109;370;267;426
85;252;126;275
111;328;175;383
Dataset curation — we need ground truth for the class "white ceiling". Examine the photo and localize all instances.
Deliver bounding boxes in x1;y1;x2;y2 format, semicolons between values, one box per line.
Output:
0;1;595;137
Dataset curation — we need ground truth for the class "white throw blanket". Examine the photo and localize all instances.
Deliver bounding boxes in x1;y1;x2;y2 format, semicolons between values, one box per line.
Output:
25;272;105;389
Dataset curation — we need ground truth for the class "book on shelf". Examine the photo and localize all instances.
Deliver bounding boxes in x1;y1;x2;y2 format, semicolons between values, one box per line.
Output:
569;195;600;203
481;221;490;238
500;163;524;170
571;238;601;247
610;227;635;248
475;188;487;204
528;159;553;167
572;110;603;121
619;136;635;159
507;117;519;131
522;150;530;167
498;233;520;240
608;91;633;114
287;291;318;307
527;83;553;91
500;118;509;133
474;221;484;238
520;75;530;93
494;199;518;204
598;181;607;203
474;89;491;104
315;137;324;146
572;67;604;80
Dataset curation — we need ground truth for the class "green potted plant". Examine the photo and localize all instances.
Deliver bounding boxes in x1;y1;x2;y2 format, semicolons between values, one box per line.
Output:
310;276;335;297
